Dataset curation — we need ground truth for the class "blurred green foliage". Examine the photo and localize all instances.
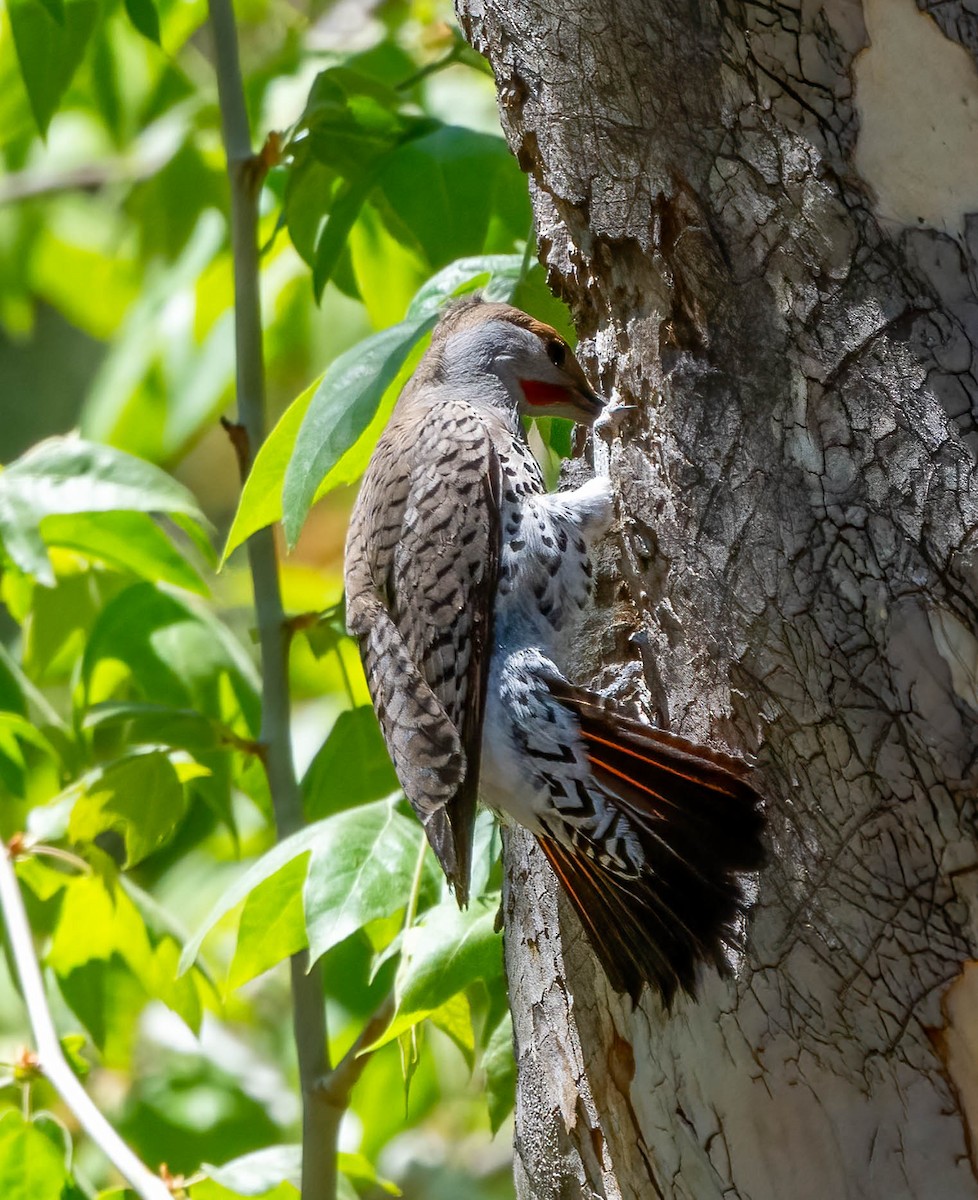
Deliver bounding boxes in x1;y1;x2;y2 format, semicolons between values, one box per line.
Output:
0;0;572;1195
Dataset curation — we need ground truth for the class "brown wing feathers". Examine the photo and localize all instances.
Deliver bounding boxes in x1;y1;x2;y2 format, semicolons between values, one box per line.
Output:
358;404;502;906
542;678;765;1004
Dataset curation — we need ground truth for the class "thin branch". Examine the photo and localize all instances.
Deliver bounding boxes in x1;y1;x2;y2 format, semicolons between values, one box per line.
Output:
206;4;334;1198
318;995;396;1109
0;842;171;1200
0;155;165;206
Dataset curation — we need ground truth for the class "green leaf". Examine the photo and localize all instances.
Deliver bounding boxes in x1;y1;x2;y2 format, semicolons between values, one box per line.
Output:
284;156;336;266
122;0;160;43
47;868;203;1047
302;706;399;819
302;799;431;964
337;1151;400;1196
300;70;431;178
7;0;98;135
0;1111;72;1200
40;511;208;594
205;1146;301;1194
405;253;524;320
48;870;154;979
179;798;425;975
191;1184;296;1200
467;807;502;902
67;749;205;867
60;1033;91;1080
370;900;503;1049
483;1012;516;1133
0;437;208;586
375;127;530;267
83;702;232;756
301;600;345;660
82;582;260;735
282;315;437;547
0;648;27;716
221;377;318;563
347;204;428;326
78;212;229;460
312;172;380;303
429;990;475;1066
227;855;308;991
33;0;65;22
202;1137;391;1195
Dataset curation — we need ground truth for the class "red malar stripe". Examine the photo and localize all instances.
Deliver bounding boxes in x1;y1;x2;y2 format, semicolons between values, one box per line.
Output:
519;379;573;407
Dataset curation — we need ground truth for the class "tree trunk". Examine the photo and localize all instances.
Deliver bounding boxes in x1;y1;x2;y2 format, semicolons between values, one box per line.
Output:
456;1;978;1197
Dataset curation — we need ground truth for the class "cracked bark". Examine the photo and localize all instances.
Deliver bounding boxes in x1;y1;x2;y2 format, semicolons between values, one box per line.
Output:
455;1;978;1197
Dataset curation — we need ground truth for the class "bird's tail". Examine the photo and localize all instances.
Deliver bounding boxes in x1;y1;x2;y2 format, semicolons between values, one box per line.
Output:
537;678;765;1006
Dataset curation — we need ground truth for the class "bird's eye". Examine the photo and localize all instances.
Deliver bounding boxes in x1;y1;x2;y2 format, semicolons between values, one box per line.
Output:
546;340;566;368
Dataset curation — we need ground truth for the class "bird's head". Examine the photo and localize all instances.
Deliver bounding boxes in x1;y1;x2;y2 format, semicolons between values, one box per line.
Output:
431;297;605;424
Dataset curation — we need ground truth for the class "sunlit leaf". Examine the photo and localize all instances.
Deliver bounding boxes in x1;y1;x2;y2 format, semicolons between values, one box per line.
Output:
302;799;429;964
59;1033;91;1080
22;568;127;684
369;900;503;1049
0;437;208;586
221;377;318;563
337;1151;400;1196
282;315;437;546
0;711;61;808
0;1111;72;1200
347;203;428;326
46;872;153;1057
179;798;423;974
47;870;154;978
67;748;206;867
227;855;308;991
191;1184;297;1200
205;1145;301;1194
41;511;208;594
429;990;475;1066
81;582;260;735
405;253;524;320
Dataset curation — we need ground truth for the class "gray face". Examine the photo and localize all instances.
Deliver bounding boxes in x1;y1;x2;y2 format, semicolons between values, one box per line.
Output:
441;318;604;423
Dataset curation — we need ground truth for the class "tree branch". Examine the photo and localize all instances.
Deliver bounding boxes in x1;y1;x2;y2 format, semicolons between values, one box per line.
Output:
206;6;334;1198
0;842;171;1200
317;995;395;1109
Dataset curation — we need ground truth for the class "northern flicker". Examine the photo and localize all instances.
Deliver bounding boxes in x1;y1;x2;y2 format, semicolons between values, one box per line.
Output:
345;297;764;1004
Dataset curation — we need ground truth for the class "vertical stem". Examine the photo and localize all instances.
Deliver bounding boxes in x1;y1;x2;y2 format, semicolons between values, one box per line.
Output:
206;8;336;1198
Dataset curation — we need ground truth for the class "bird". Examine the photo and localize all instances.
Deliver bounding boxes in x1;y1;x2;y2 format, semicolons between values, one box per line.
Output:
344;296;764;1004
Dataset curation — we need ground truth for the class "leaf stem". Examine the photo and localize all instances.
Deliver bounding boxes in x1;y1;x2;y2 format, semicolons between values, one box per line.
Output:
207;5;334;1198
0;842;171;1200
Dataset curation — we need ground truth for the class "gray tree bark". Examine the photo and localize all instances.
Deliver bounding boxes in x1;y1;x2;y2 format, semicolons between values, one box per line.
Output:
455;2;978;1197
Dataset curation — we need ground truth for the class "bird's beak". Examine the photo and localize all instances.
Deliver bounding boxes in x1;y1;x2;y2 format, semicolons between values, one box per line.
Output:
573;384;605;424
